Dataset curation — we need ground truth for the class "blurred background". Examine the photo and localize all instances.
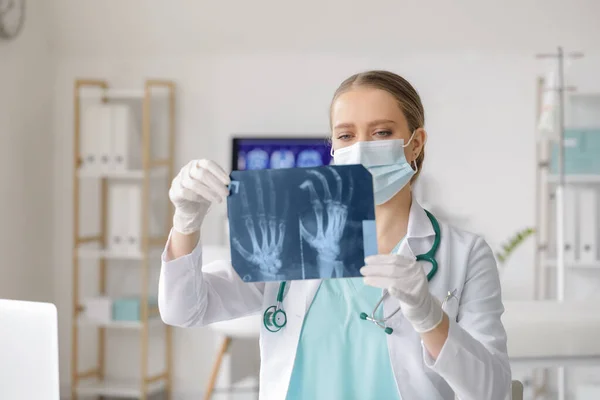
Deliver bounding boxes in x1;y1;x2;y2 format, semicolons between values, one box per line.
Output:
2;0;600;399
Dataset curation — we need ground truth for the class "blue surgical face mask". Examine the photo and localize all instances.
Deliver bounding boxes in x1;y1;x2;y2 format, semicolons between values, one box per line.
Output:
332;134;418;205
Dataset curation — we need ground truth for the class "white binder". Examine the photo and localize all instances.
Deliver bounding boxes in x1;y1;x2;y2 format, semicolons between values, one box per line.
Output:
579;188;598;263
564;187;578;263
111;105;141;172
79;105;95;172
125;185;142;254
81;104;112;173
107;184;130;253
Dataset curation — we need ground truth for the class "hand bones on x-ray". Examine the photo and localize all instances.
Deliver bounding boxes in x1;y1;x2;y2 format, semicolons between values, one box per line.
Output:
299;167;353;278
231;172;289;281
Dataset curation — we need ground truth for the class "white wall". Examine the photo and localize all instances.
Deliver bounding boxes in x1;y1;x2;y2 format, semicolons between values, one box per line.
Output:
48;0;600;398
0;1;54;302
50;0;600;57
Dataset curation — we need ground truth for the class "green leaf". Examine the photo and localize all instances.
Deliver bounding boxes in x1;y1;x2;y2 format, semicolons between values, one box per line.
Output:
496;227;536;266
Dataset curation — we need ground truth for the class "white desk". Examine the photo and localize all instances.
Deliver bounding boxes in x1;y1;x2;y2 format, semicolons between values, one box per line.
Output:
504;300;600;366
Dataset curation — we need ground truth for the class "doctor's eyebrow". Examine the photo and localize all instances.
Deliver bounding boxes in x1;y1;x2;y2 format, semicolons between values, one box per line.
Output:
367;119;397;127
333;119;397;130
333;122;355;131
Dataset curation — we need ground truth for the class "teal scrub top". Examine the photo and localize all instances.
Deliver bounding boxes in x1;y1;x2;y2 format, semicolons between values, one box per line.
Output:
286;242;403;400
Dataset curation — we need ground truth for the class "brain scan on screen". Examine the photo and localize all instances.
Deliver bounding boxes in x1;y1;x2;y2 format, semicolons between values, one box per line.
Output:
297;149;323;167
270;150;296;169
247;149;269;170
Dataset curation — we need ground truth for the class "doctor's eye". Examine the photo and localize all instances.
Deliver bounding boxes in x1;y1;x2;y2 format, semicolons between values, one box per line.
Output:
374;130;393;138
336;133;353;141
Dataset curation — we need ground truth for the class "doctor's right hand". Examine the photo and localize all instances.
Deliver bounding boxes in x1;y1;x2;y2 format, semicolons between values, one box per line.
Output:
169;159;231;235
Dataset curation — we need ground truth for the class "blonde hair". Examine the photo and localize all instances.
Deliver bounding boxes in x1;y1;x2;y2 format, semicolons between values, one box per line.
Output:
330;70;425;182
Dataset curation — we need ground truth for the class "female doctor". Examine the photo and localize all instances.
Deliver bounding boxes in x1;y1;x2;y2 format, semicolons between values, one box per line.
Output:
158;70;512;400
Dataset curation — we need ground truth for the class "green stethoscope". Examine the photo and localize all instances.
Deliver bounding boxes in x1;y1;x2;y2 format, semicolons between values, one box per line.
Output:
263;210;441;334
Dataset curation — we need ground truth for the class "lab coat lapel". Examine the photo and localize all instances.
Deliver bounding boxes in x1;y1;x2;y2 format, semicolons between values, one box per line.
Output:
402;197;436;275
303;279;322;314
278;279;321;319
406;196;436;243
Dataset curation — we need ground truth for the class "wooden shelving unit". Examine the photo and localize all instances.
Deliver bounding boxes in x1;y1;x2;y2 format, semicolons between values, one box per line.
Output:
71;79;176;400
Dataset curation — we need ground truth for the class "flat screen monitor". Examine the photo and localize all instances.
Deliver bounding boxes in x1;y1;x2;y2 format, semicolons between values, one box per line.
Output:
231;137;332;171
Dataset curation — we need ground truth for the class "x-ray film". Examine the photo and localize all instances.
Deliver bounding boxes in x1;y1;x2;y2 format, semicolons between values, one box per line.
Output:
227;165;377;282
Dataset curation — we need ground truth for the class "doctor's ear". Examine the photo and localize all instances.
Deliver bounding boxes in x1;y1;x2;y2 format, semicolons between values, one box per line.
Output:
410;128;427;162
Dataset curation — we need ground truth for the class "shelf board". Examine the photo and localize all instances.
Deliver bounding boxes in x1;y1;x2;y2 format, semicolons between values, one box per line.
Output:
78;88;168;100
570;92;600;98
77;168;166;179
544;260;600;269
77;317;163;329
547;175;600;184
78;248;162;260
76;379;165;397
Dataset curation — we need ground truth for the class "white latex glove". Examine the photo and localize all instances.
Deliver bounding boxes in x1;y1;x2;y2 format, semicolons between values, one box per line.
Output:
168;159;231;235
361;254;443;333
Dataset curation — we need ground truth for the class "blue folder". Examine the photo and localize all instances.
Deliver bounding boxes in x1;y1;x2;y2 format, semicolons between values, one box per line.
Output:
227;165;377;282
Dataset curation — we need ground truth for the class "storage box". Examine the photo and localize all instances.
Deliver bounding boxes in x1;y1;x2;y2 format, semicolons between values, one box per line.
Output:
112;296;158;321
551;128;600;174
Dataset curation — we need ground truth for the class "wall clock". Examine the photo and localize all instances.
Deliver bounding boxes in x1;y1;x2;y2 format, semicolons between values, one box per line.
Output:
0;0;25;40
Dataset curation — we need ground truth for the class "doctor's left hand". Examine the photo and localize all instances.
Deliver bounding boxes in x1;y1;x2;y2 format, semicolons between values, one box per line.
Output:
361;254;443;333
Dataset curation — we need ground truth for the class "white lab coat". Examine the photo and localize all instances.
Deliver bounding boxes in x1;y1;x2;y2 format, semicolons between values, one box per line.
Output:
158;199;512;400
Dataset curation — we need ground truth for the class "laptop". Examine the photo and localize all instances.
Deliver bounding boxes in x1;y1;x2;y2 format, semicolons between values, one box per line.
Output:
0;299;60;400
